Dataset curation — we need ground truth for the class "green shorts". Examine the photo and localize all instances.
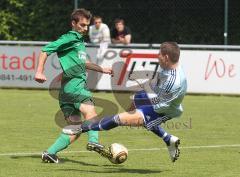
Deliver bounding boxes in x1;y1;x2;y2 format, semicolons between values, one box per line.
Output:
59;88;93;119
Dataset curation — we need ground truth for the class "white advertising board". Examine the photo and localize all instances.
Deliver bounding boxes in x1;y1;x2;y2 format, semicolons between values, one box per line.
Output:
0;45;239;94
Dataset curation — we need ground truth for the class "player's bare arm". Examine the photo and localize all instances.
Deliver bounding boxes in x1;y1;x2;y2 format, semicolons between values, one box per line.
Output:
35;51;48;83
86;60;113;76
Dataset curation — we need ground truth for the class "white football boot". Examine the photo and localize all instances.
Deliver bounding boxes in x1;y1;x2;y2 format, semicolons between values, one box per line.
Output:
167;135;180;162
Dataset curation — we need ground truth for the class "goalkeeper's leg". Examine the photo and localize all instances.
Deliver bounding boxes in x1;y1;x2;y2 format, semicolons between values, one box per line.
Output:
79;110;144;132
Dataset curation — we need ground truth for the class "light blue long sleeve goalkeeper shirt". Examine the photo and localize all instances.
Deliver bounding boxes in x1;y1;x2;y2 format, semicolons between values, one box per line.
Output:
149;65;187;118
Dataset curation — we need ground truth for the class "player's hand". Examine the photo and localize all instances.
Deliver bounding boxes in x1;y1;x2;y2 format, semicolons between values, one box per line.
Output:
34;72;47;83
102;67;114;76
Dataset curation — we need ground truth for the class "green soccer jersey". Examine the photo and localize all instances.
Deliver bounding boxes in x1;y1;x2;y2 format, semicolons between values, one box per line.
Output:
42;30;87;79
42;30;92;113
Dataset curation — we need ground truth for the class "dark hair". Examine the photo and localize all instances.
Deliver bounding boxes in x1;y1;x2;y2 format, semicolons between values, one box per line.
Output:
114;18;125;25
71;8;92;23
160;42;180;63
93;16;102;21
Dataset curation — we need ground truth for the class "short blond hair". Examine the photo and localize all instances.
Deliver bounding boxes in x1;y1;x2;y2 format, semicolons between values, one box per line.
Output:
160;42;180;63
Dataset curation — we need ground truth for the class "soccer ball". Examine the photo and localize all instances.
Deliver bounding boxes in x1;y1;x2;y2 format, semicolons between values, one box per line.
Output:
108;143;128;164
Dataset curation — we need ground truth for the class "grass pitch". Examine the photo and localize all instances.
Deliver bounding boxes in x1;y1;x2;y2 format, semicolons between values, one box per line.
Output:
0;89;240;177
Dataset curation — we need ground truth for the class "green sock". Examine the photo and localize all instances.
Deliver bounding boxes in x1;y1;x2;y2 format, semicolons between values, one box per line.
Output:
88;130;99;143
47;133;71;155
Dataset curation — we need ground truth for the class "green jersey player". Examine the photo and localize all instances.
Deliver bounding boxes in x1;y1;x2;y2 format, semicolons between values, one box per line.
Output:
35;8;113;163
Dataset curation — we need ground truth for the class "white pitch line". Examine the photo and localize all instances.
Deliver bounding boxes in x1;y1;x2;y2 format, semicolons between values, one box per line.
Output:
0;144;239;157
130;144;240;151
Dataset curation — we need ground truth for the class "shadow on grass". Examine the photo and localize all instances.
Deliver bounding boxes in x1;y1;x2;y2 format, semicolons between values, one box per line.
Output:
9;155;99;167
61;157;99;166
57;167;163;174
9;155;165;174
10;155;40;159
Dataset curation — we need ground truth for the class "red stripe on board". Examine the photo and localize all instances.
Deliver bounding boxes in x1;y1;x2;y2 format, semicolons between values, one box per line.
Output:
117;53;159;85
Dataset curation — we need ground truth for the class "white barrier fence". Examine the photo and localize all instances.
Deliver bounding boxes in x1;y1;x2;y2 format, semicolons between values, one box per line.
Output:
0;44;240;94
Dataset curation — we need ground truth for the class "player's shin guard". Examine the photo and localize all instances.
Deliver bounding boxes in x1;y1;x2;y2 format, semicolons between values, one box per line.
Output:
151;125;171;145
82;115;120;132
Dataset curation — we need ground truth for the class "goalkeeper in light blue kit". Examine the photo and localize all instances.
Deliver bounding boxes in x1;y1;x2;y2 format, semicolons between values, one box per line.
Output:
64;42;187;162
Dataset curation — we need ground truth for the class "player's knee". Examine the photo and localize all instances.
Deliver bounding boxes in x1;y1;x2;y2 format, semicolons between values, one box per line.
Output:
118;110;143;126
84;112;98;120
80;100;97;120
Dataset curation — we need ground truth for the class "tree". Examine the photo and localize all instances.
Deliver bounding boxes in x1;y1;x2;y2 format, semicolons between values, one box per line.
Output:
0;0;24;40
